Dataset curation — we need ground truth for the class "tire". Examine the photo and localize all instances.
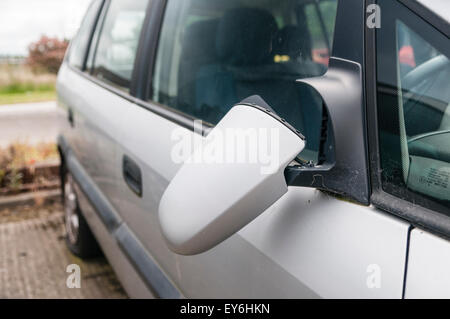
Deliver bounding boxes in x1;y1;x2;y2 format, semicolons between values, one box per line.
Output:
62;167;101;259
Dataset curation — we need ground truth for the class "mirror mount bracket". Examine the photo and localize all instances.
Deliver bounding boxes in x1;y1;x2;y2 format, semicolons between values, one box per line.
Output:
285;57;370;205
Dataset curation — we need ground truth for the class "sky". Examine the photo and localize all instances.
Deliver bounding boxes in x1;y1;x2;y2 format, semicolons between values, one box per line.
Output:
0;0;92;56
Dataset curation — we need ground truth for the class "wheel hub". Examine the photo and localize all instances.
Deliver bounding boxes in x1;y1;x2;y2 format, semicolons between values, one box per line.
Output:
64;174;79;245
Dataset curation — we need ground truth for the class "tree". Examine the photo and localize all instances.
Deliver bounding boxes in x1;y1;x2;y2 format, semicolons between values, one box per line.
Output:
27;36;69;74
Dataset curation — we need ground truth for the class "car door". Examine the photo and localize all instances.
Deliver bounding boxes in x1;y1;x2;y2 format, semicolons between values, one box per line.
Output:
369;0;450;298
112;0;412;298
58;0;104;172
60;0;150;214
58;0;159;298
58;0;125;211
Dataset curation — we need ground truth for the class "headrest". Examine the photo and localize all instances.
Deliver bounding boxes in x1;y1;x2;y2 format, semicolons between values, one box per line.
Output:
183;19;219;61
273;25;312;60
216;8;277;66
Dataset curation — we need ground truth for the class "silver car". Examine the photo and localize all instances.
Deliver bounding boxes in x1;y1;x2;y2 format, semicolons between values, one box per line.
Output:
57;0;450;298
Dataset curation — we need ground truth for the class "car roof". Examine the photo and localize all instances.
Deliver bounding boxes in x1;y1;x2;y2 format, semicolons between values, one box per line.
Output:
416;0;450;23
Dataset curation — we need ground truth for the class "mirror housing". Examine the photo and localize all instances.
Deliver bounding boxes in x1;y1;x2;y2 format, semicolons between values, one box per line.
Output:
159;103;305;255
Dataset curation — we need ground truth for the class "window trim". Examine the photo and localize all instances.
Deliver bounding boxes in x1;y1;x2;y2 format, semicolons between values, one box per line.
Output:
86;0;110;73
365;0;450;240
132;0;166;99
82;0;106;71
66;0;105;71
397;0;450;39
90;0;151;91
68;65;204;133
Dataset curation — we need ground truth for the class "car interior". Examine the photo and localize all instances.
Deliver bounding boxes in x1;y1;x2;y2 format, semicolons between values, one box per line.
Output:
397;22;450;203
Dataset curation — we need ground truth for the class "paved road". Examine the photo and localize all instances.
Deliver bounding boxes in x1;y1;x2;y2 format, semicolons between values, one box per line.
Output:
0;205;127;299
0;102;128;298
0;101;59;148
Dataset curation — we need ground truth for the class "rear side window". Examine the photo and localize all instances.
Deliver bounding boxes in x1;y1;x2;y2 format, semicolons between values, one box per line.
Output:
92;0;149;91
151;0;338;163
376;0;450;213
68;0;103;70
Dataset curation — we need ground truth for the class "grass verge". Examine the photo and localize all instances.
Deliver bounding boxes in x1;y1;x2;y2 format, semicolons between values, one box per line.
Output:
0;90;56;105
0;64;56;105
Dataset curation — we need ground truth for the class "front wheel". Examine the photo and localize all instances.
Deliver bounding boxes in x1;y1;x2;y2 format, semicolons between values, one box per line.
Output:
63;170;101;258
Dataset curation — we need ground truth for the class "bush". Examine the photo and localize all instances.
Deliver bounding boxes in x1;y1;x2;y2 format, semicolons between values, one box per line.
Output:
27;36;69;74
0;143;59;191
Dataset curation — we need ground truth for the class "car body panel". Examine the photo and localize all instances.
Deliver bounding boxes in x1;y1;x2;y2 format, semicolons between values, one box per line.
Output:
109;96;410;298
58;63;127;213
405;228;450;298
74;177;155;298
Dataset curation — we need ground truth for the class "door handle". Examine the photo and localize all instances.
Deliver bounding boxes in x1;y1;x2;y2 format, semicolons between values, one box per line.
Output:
68;108;74;127
123;155;143;197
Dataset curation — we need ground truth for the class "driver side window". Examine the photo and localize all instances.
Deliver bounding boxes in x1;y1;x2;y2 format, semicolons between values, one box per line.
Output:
376;0;450;210
151;0;338;164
